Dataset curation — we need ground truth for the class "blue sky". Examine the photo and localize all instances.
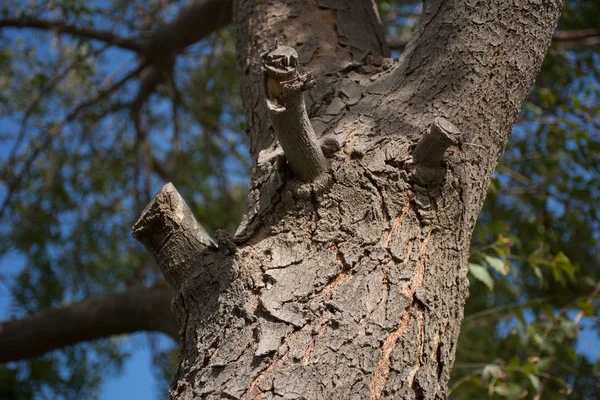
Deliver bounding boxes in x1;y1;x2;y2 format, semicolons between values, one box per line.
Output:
102;348;156;399
0;250;168;399
100;335;165;400
0;30;164;397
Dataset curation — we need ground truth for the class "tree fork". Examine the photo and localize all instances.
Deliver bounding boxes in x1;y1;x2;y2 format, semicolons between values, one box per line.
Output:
131;1;563;398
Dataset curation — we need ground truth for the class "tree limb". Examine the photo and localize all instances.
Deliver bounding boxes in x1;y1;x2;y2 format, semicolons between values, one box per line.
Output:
262;45;328;183
2;0;234;115
552;28;600;49
386;37;410;51
146;0;232;60
132;183;215;289
128;0;233;139
0;284;177;363
382;0;563;224
0;17;143;52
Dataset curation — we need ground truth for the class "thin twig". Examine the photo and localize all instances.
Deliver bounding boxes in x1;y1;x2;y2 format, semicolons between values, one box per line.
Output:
0;17;144;52
6;42;112;175
0;66;142;221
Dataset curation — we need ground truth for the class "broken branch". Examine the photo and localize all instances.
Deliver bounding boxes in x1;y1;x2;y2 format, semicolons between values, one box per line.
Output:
132;183;215;289
412;117;460;186
262;44;328;182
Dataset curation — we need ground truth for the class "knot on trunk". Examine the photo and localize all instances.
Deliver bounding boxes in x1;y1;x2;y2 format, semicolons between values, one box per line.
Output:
412;117;460;187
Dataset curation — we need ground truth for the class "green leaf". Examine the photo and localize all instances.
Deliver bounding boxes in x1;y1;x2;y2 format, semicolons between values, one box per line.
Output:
551;251;577;283
527;373;540;391
559;318;579;339
540;303;554;320
484;254;509;276
531;265;544;285
482;364;504;381
526;325;544;348
494;383;523;399
469;263;494;291
575;297;594;316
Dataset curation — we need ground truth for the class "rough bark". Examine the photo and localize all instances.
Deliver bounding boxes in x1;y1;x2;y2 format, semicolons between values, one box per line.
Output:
390;28;600;51
0;284;177;363
134;1;563;399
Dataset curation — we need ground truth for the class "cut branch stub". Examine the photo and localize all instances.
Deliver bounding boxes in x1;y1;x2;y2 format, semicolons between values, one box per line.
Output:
412;117;460;186
262;44;328;182
132;182;215;289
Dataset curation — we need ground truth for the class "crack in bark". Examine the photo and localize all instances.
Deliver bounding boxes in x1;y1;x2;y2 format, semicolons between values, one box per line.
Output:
384;202;412;248
369;310;412;400
410;228;434;293
371;223;434;397
301;319;331;365
407;307;426;388
242;353;280;400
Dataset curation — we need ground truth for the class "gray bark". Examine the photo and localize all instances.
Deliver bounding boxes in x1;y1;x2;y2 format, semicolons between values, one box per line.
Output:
262;45;328;183
133;183;216;289
134;1;563;399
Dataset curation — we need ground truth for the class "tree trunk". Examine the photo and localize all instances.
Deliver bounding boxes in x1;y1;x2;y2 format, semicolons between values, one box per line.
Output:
133;1;563;398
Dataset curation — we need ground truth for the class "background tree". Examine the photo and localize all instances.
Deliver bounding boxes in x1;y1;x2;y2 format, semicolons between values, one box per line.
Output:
0;0;597;398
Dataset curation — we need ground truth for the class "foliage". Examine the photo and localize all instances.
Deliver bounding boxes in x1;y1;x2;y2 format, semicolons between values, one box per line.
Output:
0;0;246;397
0;0;598;398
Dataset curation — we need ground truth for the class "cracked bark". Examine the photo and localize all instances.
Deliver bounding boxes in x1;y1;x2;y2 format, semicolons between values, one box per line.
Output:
133;1;563;399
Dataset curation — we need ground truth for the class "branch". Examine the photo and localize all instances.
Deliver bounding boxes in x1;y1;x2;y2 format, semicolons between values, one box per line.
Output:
262;45;328;182
132;183;215;289
381;0;563;228
130;0;233;112
0;284;177;363
552;28;600;49
386;37;410;51
1;0;234;61
148;0;232;59
167;73;182;164
2;0;234;117
412;117;460;186
0;17;143;52
0;67;141;221
132;65;163;113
